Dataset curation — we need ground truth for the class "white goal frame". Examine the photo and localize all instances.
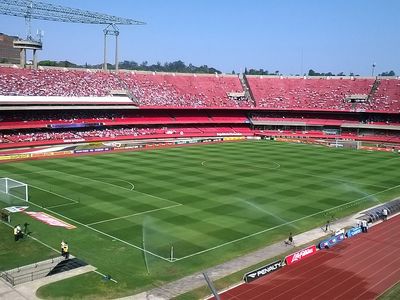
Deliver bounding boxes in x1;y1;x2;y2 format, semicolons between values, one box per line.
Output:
0;178;29;202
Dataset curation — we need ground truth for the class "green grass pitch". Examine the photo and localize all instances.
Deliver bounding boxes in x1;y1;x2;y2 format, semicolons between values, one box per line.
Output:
1;140;399;298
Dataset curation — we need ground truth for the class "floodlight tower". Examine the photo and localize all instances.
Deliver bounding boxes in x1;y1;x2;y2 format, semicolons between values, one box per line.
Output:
0;0;146;72
104;24;119;71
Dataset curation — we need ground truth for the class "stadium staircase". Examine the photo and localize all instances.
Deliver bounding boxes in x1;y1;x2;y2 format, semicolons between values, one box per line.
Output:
239;73;256;106
368;78;381;102
0;256;87;286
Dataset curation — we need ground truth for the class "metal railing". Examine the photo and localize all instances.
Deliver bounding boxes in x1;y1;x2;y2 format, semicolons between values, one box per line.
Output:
0;256;64;286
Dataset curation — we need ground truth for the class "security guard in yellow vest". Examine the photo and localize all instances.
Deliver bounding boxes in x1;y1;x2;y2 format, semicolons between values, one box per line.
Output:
63;242;69;259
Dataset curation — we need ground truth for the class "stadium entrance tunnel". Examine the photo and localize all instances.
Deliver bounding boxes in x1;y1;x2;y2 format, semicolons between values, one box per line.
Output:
0;256;88;286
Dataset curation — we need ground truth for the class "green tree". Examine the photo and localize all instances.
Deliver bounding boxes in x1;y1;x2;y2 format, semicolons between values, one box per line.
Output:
379;70;396;76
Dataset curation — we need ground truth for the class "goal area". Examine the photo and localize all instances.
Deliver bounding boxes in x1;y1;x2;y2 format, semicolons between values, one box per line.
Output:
0;178;29;203
318;139;361;149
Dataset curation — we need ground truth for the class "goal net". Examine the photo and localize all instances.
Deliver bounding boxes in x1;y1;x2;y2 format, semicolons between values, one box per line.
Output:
318;139;361;149
0;178;29;203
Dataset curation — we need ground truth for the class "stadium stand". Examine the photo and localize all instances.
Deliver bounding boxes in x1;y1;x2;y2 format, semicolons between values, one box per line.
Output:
0;67;123;97
1;65;400;150
119;71;250;108
246;76;400;112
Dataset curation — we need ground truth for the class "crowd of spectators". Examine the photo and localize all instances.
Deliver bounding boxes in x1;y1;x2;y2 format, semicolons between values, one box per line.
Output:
119;72;251;108
1;67;399;111
0;126;162;143
370;79;400;111
247;77;400;112
0;125;248;144
0;67;123;97
0;67;251;108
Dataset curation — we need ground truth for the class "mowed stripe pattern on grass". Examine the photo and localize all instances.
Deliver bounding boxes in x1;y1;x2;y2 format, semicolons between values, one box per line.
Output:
1;141;399;261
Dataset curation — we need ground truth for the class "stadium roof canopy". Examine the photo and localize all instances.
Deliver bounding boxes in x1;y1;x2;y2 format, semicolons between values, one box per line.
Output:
0;0;145;25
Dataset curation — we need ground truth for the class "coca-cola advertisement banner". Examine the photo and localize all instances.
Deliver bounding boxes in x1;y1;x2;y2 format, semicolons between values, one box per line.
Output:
285;245;317;265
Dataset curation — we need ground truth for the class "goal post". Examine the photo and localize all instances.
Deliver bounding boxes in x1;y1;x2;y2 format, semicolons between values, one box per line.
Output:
317;139;361;149
0;178;29;202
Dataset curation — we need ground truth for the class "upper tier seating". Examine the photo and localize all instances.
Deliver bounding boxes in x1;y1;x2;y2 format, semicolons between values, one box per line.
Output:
371;79;400;111
247;76;400;112
0;67;123;97
0;67;250;108
1;66;399;111
119;72;250;108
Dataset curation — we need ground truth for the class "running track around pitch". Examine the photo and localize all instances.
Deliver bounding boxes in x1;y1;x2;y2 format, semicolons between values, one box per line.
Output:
218;215;400;300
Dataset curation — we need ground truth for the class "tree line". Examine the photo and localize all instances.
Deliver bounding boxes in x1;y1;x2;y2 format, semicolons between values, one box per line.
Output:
36;60;397;77
38;60;221;74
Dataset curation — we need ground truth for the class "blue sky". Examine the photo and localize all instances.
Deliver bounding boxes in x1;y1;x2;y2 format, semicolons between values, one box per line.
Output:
0;0;399;75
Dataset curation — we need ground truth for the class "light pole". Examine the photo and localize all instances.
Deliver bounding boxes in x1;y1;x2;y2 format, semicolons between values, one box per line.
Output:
371;63;376;77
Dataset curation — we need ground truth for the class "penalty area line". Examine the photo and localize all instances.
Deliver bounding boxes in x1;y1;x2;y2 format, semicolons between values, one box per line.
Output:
87;203;182;226
25;200;172;263
30;184;79;204
174;183;400;262
52;170;181;206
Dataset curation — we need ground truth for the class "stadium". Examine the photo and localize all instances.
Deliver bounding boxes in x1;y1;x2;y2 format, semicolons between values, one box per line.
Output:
0;1;400;299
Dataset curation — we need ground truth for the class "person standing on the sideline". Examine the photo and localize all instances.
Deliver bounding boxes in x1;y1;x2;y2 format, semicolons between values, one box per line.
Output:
23;222;30;235
361;219;368;233
382;208;388;221
61;240;66;257
288;232;294;246
63;242;69;260
325;220;331;232
13;226;19;241
285;232;294;246
16;224;23;240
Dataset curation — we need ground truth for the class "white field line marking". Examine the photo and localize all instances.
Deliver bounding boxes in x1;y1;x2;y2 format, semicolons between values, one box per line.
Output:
0;220;118;284
174;183;400;261
17;170;135;191
87;203;182;226
46;202;78;209
278;169;390;189
386;156;400;162
25;200;171;262
93;270;118;283
95;177;135;191
119;180;135;191
30;185;79;204
201;160;280;170
52;170;181;206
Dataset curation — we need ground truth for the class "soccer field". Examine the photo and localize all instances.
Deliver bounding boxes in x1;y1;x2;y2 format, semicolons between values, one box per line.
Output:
1;140;400;297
